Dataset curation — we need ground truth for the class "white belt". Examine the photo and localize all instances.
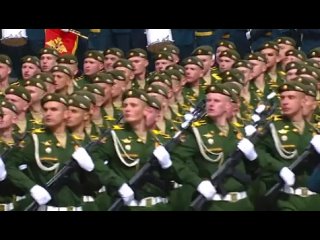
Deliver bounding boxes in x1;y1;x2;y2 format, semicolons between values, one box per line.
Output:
82;196;95;203
127;197;168;207
281;186;317;197
209;191;247;202
0;202;14;211
46;206;83;211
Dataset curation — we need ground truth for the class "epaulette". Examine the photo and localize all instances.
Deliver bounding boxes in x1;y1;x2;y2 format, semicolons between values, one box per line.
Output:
112;124;124;130
10;81;20;86
152;129;171;139
72;134;84;141
192;120;206;127
232;121;244;128
74;76;84;81
32;128;45;134
272;115;283;121
211;73;222;80
104;115;116;121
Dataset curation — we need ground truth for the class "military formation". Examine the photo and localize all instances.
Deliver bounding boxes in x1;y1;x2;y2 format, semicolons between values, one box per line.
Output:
0;29;320;211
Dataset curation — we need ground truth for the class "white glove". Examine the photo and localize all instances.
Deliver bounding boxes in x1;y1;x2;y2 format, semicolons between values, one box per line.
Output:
72;147;94;172
30;185;52;205
279;167;295;186
244;125;257;137
311;135;320;154
0;157;7;181
237;138;258;161
61;29;70;32
118;183;135;205
153;145;172;169
197;180;216;200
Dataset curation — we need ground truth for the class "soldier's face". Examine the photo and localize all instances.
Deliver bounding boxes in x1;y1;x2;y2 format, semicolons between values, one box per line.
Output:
25;86;46;104
0;63;11;81
184;64;203;83
196;55;213;75
285;69;298;81
83;58;103;76
302;95;317;118
0;108;17;130
43;101;68;127
5;94;29;113
67;106;88;128
206;93;230;119
218;57;235;72
104;54;119;71
260;48;279;68
145;107;159;129
280;91;305;117
122;98;145;124
278;44;294;62
40;54;57;72
22;63;40;80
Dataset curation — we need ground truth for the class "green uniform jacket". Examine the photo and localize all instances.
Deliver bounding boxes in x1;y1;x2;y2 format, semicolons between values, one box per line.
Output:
170;117;257;192
256;116;319;188
6;128;97;207
90;123;175;200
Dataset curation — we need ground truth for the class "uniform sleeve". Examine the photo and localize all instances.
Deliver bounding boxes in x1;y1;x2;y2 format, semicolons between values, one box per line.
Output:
6;136;37;192
170;130;202;188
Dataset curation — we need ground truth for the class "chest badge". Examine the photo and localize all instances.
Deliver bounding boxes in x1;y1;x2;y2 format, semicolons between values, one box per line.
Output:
281;135;288;142
208;139;214;145
125;145;131;151
45;147;52;154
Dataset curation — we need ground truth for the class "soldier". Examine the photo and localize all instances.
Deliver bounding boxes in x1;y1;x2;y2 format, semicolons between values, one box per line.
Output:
154;52;174;73
282;49;306;70
257;41;284;87
4;85;32;134
0;103;26;211
34;72;56;94
276;36;297;70
113;58;135;89
191;45;215;86
6;93;99;211
160;44;181;64
256;81;320;210
87;89;177;210
39;47;59;72
146;84;178;136
57;54;82;79
77;50;105;89
169;83;259;210
127;48;149;89
13;56;41;86
0;54;13;98
103;48;124;72
181;56;206;108
23;78;47;129
51;65;75;95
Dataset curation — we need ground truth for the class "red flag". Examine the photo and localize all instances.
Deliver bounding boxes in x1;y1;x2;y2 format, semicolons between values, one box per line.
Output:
45;29;78;55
